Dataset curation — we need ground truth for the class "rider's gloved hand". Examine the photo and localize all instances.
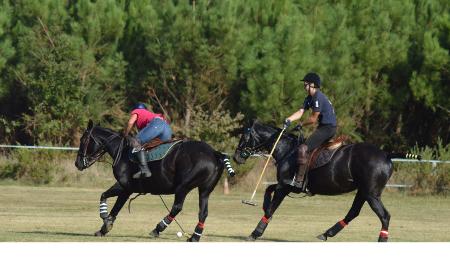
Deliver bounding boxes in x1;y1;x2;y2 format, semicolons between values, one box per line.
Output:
283;119;291;129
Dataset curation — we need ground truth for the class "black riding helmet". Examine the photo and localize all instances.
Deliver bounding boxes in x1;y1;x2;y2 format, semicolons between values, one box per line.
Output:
133;103;147;110
301;72;321;88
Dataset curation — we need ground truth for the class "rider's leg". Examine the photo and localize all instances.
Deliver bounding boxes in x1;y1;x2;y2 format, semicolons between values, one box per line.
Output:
131;118;172;179
294;144;309;184
158;120;173;142
128;136;152;178
294;125;336;191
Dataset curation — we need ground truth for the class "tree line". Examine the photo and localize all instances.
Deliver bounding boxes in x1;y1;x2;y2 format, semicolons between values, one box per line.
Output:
0;0;448;152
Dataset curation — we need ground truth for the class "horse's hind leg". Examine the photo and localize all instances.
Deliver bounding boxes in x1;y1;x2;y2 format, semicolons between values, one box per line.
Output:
248;184;290;241
317;190;365;241
366;195;390;242
187;171;223;242
186;190;210;242
150;189;189;238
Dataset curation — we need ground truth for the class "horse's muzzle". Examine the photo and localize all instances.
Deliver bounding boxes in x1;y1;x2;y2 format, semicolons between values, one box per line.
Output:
233;152;247;164
75;157;86;171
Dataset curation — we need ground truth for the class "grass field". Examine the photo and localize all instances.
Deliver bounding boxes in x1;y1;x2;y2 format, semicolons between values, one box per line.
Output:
0;183;449;242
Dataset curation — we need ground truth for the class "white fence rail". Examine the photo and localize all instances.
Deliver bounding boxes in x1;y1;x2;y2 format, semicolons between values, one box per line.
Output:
1;144;448;189
0;145;78;151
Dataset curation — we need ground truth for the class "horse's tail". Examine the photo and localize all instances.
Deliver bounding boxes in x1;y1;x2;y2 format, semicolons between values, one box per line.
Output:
387;152;422;160
216;152;236;177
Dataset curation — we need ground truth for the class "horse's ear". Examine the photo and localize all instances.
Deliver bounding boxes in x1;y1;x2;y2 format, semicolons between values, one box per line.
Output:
87;119;94;130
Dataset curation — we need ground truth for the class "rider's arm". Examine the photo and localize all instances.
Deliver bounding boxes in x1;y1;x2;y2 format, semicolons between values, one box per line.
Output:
123;113;138;136
301;111;320;126
287;109;305;122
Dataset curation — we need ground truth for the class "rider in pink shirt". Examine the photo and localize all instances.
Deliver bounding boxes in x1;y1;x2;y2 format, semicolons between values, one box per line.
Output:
123;103;172;178
130;108;164;130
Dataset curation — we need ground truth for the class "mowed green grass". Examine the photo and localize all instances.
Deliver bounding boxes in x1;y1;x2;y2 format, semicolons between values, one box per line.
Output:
0;184;449;242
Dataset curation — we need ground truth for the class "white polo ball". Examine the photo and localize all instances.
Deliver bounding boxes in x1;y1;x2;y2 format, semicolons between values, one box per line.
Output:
177;231;183;238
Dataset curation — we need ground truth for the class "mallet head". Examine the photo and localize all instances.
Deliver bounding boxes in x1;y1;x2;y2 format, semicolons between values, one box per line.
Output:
241;199;257;206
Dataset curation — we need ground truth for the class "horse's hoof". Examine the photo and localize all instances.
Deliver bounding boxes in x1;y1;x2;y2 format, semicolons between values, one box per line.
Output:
378;237;388;242
187;236;199;242
150;229;160;238
94;230;105;237
246;235;257;241
317;234;327;241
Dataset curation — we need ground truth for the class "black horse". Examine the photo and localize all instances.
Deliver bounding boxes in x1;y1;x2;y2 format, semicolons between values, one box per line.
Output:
233;121;420;242
75;120;235;242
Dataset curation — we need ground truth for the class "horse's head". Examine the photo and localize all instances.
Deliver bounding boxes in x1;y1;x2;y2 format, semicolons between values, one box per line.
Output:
233;120;277;164
75;120;107;171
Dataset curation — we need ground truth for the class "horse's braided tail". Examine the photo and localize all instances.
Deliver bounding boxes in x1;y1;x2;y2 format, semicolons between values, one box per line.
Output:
217;152;236;177
388;152;422;160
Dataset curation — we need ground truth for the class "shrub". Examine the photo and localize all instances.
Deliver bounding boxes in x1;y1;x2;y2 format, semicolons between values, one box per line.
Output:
187;105;244;153
390;138;449;195
0;149;56;184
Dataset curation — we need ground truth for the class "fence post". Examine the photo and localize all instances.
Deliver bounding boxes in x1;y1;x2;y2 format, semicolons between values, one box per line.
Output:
223;177;229;195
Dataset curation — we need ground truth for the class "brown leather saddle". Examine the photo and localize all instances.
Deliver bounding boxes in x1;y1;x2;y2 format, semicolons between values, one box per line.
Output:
307;135;349;171
141;137;180;151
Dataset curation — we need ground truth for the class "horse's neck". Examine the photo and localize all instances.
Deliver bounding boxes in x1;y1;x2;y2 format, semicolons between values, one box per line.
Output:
272;137;296;162
95;128;123;159
254;124;276;142
255;124;294;161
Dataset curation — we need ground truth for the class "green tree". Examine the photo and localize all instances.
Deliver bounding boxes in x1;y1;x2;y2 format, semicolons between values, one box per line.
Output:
5;0;127;145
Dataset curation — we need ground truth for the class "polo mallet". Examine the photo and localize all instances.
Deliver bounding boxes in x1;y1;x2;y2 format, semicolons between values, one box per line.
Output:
242;127;286;206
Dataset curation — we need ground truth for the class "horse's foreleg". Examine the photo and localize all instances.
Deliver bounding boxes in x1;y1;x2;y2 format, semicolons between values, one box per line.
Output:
95;189;131;237
248;185;289;241
366;195;390;242
317;190;365;241
98;182;122;219
150;190;188;238
263;184;278;215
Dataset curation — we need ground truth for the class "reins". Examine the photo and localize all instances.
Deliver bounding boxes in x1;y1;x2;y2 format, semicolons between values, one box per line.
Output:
240;130;284;157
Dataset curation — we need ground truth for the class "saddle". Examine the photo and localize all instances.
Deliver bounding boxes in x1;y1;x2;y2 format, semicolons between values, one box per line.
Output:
307;135;349;170
129;138;183;163
142;138;168;151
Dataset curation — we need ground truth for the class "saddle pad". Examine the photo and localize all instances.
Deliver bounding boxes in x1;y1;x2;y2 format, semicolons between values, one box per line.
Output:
129;140;183;163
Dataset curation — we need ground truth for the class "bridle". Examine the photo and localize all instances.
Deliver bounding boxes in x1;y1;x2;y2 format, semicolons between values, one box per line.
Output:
79;127;123;169
237;127;279;159
237;124;303;162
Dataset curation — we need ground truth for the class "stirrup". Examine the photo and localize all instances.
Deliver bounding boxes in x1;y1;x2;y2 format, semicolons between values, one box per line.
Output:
303;187;313;196
132;147;142;153
290;179;303;189
290;176;313;196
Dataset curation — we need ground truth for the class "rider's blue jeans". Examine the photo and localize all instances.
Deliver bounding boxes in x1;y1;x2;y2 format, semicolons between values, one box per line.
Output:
137;118;172;144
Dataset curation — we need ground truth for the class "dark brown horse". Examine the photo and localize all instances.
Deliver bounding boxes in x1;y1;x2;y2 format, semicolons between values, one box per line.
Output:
233;121;420;242
75;120;235;241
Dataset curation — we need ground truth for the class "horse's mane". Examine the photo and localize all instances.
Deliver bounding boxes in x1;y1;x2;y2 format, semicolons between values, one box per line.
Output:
93;125;121;136
253;120;298;142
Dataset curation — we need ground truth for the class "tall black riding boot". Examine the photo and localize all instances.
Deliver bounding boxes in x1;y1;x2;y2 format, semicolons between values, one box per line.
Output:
294;163;308;185
127;136;152;179
293;144;311;195
133;151;152;179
